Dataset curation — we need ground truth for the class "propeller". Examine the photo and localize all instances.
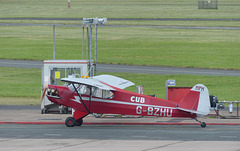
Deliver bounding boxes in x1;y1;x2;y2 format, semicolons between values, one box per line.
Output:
41;80;49;101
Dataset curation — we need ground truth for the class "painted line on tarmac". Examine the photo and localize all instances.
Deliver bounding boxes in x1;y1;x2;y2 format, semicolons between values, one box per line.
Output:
0;122;64;125
0;122;240;126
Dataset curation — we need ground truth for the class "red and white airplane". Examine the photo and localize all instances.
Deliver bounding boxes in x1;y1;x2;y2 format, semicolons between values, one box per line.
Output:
46;75;211;128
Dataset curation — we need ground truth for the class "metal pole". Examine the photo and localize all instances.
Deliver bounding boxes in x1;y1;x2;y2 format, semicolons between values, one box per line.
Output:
53;25;55;60
236;103;239;117
94;24;97;76
165;81;168;100
89;25;92;77
82;26;84;59
86;27;89;59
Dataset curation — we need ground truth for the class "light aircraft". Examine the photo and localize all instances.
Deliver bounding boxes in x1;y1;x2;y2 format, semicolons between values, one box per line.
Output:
46;75;211;128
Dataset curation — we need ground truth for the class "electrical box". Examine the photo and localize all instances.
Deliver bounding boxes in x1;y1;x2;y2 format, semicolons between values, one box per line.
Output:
41;60;90;114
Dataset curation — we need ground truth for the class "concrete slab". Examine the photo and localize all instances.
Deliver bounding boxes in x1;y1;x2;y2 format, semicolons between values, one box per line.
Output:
0;105;239;126
0;139;240;151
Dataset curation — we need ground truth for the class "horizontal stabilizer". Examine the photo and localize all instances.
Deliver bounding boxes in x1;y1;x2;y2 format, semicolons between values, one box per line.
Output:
177;107;209;116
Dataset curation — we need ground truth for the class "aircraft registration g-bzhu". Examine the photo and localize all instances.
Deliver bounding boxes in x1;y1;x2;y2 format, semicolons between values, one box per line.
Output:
46;75;211;128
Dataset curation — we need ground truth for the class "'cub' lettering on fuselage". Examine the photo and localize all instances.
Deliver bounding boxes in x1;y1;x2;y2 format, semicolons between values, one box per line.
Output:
130;96;145;103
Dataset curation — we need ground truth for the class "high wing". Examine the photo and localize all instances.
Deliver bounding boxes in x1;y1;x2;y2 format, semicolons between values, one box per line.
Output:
91;75;135;89
61;77;116;91
61;75;135;91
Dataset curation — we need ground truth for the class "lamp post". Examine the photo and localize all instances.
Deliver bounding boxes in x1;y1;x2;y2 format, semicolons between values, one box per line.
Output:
82;18;107;77
53;25;55;60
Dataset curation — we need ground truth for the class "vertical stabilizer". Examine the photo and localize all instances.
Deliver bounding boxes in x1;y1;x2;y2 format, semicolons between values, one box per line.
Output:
178;84;210;116
193;84;211;116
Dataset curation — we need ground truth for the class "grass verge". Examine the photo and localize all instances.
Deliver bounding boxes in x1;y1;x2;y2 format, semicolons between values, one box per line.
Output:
0;97;40;106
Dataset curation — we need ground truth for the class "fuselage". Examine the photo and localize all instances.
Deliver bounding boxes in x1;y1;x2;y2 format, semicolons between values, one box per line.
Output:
47;84;196;119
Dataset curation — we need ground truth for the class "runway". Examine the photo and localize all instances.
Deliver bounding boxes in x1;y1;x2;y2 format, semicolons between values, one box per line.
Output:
1;124;240;141
0;124;240;151
1;17;240;21
1;18;240;30
1;59;239;76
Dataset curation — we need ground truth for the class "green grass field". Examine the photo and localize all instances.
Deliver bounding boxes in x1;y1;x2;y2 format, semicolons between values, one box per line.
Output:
0;0;240;19
0;26;239;69
0;0;239;105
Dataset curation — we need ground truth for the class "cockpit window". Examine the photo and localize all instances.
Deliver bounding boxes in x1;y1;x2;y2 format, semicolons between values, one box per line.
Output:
68;84;114;99
92;87;114;99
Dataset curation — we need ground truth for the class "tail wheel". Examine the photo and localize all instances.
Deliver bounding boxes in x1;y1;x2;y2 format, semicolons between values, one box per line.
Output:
195;118;207;128
201;122;207;128
65;117;76;127
75;118;83;126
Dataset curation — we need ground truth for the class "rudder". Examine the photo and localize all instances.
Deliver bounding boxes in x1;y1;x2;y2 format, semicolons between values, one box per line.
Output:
178;84;210;116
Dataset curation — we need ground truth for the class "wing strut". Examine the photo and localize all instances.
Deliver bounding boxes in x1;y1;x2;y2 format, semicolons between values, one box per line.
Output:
71;83;91;113
89;87;92;113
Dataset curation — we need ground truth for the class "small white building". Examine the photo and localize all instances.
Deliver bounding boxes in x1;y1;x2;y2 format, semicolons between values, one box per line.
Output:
41;60;90;114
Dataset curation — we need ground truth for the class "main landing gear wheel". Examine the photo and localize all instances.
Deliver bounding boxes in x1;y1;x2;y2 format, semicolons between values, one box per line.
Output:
65;117;76;127
75;118;83;126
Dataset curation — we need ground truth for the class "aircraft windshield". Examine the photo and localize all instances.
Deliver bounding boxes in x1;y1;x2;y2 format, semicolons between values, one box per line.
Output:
68;84;114;99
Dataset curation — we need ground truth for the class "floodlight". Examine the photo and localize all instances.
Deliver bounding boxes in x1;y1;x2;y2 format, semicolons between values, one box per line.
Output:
82;17;107;26
82;18;94;25
95;18;107;25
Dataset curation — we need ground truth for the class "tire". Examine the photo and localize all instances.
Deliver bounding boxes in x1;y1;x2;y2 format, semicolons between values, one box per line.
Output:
201;122;206;128
75;118;83;126
65;117;76;127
